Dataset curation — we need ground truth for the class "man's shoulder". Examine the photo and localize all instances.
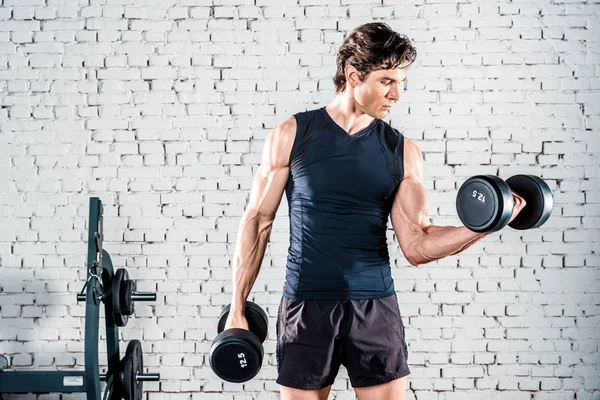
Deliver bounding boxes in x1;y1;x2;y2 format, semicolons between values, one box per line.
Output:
293;106;323;121
402;135;420;156
379;119;405;139
285;106;325;136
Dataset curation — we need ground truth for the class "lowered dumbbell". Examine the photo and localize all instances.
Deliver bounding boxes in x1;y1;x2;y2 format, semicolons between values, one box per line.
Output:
209;301;268;383
456;174;553;232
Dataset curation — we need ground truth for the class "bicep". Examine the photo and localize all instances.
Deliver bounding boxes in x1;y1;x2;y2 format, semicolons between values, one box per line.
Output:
390;138;432;256
246;117;296;220
390;176;431;237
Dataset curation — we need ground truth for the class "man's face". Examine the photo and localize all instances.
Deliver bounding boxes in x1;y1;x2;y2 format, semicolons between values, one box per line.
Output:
351;66;407;119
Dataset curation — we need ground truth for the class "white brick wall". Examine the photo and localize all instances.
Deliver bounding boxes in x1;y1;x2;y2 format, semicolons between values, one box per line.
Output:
0;1;599;399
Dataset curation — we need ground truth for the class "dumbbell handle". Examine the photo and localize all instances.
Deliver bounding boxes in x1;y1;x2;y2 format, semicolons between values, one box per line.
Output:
99;373;160;382
76;292;157;302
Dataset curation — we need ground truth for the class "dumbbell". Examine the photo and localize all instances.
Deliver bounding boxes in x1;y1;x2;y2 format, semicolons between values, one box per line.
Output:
209;301;268;383
456;174;553;232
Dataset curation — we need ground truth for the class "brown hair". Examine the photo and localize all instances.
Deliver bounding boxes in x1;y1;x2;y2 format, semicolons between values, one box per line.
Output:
333;22;417;93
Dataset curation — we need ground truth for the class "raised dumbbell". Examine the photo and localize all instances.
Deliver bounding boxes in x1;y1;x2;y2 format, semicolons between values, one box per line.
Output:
456;174;553;232
209;301;268;383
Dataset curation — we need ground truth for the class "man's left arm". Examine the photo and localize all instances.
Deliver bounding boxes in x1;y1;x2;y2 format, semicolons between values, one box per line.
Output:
390;138;523;266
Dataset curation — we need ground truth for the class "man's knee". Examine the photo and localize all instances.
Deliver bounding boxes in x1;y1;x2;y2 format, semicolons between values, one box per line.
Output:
354;376;408;400
280;384;333;400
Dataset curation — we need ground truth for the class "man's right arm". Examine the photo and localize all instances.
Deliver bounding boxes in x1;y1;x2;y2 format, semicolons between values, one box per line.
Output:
228;116;297;321
390;137;525;266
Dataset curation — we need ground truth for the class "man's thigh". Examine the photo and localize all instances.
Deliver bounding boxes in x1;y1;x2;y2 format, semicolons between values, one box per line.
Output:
276;297;344;390
343;293;410;387
280;384;332;400
354;377;408;400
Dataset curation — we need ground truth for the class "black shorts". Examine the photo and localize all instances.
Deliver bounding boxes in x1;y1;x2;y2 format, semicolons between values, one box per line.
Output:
275;293;410;390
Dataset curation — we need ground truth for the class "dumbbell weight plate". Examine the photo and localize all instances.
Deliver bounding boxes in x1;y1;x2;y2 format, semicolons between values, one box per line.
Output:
210;328;263;383
217;301;268;342
506;174;553;230
112;268;129;327
456;175;514;232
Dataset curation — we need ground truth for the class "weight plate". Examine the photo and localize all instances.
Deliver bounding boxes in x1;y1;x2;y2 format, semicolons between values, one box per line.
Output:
120;340;143;400
217;301;268;342
506;174;553;230
122;279;135;316
112;268;129;327
456;175;512;232
122;346;133;400
244;302;268;343
130;340;143;400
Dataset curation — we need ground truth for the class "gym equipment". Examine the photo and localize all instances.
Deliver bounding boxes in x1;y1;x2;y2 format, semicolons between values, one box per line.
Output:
76;270;155;315
112;268;135;326
456;174;553;232
505;175;553;230
0;198;160;399
114;340;146;400
210;301;269;383
456;175;513;232
111;268;135;327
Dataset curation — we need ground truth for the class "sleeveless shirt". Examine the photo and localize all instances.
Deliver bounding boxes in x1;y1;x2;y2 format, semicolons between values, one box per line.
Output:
282;106;405;300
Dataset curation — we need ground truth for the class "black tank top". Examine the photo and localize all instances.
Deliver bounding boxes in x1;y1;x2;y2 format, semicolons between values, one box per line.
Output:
282;106;405;300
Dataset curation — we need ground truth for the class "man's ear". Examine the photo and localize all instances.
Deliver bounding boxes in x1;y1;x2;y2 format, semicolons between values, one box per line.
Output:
345;64;361;89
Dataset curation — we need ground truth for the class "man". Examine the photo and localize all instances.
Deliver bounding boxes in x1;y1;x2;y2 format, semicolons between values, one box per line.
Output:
224;23;525;400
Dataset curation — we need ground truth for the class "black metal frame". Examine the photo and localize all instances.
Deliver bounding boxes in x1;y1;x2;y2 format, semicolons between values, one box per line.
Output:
0;197;160;397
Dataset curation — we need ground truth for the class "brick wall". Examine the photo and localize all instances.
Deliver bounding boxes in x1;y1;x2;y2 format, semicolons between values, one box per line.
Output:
0;1;599;399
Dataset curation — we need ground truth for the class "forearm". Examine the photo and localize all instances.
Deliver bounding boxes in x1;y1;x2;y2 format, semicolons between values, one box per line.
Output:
229;210;273;315
408;225;491;266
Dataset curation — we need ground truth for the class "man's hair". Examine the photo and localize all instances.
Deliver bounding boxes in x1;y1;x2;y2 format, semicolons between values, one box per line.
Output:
333;22;417;93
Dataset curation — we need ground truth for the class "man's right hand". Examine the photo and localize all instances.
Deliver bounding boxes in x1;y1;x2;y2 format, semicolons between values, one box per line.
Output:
508;190;527;225
224;311;249;331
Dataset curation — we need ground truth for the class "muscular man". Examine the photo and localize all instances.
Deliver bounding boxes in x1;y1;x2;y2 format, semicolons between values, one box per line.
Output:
224;23;525;400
